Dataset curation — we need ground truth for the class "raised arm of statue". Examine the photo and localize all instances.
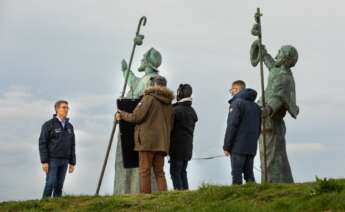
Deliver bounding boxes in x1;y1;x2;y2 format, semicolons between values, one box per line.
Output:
261;45;275;70
121;59;139;89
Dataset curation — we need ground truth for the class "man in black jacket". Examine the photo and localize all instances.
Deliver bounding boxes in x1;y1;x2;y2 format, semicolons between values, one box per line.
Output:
39;100;76;198
169;84;198;190
223;80;261;185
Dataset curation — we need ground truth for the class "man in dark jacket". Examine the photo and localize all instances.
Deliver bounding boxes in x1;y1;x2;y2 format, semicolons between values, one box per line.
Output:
223;80;261;185
116;76;174;194
39;100;76;198
169;84;198;190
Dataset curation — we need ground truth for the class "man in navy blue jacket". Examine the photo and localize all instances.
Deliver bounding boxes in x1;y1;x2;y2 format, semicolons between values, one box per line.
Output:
39;100;76;198
223;80;261;185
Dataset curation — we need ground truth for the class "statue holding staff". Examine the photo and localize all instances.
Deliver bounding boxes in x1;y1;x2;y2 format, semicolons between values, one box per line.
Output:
250;8;299;183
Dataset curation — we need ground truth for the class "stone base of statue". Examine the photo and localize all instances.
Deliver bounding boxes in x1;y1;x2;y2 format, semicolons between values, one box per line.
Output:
114;138;158;194
114;138;140;194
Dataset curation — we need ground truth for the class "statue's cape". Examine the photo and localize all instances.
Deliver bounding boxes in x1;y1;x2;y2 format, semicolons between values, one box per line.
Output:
266;67;299;118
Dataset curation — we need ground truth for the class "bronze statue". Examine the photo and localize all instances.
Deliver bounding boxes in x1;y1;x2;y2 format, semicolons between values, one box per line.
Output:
251;8;299;183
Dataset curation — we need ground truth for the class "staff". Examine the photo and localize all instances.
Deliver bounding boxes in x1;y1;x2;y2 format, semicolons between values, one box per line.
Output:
251;8;268;182
95;16;147;195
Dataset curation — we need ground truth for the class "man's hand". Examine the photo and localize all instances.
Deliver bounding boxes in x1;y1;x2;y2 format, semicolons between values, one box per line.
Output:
69;165;75;173
115;112;122;121
42;163;49;173
224;150;231;157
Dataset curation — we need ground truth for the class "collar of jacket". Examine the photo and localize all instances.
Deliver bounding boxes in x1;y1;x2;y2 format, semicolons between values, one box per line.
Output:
144;86;175;104
177;97;192;103
174;97;193;107
53;114;70;123
228;93;240;105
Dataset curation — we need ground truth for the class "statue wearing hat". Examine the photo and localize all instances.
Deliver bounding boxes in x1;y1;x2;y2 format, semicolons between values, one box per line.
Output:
251;40;299;183
114;48;162;194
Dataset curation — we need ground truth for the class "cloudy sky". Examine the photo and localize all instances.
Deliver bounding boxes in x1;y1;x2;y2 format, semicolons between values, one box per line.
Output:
1;0;345;202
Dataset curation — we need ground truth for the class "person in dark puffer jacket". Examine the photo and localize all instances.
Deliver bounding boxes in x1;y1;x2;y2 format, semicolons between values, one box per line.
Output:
223;80;261;185
169;84;198;190
39;100;76;199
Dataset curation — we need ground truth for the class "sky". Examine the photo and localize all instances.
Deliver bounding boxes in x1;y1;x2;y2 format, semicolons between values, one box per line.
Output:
1;0;345;202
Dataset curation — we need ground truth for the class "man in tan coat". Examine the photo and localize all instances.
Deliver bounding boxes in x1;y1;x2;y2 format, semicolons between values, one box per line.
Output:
116;76;174;193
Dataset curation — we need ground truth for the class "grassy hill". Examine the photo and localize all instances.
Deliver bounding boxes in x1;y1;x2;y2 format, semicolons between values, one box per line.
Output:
1;178;345;211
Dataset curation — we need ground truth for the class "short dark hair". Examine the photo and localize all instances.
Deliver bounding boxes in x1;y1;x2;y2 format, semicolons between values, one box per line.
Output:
232;80;246;90
177;84;193;101
54;100;68;112
152;76;167;87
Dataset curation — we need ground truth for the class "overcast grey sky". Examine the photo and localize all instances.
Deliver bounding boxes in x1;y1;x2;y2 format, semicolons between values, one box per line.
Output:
1;0;345;202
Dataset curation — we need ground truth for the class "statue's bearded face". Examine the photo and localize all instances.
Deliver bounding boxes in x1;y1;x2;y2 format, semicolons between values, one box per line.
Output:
138;54;148;72
137;48;161;72
275;49;285;67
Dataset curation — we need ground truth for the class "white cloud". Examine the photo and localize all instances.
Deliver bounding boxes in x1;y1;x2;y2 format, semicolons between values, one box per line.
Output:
287;143;325;153
0;86;52;119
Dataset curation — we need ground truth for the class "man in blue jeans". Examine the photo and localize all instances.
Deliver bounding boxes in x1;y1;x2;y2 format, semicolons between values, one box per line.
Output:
223;80;261;185
39;100;76;198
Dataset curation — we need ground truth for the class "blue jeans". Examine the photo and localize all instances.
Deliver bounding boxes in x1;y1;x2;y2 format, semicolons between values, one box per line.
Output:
42;159;69;198
170;160;189;190
230;153;255;185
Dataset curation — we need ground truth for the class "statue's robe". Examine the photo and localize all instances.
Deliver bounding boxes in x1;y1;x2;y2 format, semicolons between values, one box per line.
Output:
114;70;159;194
259;64;299;183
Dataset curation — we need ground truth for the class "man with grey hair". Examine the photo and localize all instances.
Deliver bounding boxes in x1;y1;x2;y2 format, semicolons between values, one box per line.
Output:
116;76;174;193
39;100;76;198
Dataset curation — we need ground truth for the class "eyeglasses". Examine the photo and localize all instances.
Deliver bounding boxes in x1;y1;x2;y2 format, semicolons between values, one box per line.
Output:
61;106;69;110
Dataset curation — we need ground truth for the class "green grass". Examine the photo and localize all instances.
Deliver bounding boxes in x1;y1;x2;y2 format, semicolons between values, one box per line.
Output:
1;178;345;211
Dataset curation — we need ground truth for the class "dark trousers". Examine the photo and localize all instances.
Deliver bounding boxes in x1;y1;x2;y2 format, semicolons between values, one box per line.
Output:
42;159;68;198
230;153;255;185
170;160;189;190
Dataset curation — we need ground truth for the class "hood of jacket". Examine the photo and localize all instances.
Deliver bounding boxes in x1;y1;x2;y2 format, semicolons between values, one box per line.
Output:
229;88;257;104
144;86;175;104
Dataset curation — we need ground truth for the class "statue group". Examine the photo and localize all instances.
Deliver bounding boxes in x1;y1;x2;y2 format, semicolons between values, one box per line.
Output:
111;9;299;194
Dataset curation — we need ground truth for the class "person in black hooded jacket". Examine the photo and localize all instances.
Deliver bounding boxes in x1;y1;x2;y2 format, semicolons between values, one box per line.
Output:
223;80;261;185
169;84;198;190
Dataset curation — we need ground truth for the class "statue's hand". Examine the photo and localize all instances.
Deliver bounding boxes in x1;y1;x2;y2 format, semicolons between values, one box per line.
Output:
121;59;128;72
254;12;262;23
261;44;268;55
251;23;261;36
261;105;273;118
134;34;144;46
